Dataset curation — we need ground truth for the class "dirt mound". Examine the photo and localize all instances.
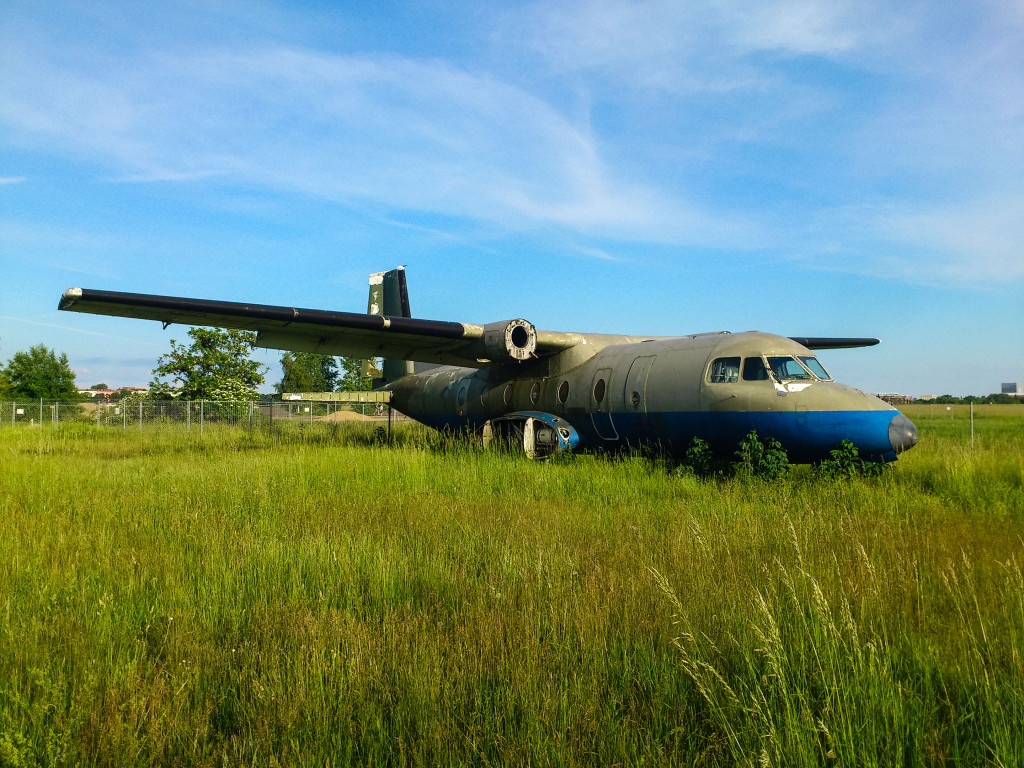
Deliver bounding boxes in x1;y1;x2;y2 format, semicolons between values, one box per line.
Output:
319;410;381;422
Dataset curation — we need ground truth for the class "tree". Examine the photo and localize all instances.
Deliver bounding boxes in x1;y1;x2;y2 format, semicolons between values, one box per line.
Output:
338;356;372;391
275;352;340;394
0;345;81;400
150;328;266;400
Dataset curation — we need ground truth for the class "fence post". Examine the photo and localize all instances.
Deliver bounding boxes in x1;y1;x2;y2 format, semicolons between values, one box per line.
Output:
200;400;204;434
139;400;143;430
40;398;43;426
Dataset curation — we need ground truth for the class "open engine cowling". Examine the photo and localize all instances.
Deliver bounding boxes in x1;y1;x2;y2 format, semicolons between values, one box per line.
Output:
482;319;537;362
482;411;580;459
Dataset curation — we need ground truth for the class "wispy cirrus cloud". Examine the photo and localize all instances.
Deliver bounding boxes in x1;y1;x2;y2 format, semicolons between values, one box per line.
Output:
0;315;163;346
506;0;886;92
0;37;739;245
505;0;1024;284
2;1;1021;285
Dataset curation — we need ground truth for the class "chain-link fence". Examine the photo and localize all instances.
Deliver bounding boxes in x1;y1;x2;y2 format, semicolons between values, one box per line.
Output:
0;399;390;431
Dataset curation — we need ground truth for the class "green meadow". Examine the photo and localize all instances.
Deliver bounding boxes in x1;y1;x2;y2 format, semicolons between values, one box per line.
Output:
1;407;1022;766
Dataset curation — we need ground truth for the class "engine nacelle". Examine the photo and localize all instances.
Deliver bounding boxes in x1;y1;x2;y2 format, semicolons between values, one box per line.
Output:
482;319;537;362
482;411;580;460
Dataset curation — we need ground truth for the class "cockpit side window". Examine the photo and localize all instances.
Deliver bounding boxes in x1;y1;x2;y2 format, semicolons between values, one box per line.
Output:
708;357;740;383
768;356;814;380
742;357;769;381
799;355;832;381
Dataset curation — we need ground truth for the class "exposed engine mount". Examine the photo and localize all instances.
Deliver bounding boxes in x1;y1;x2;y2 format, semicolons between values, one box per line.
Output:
482;319;537;362
483;411;579;459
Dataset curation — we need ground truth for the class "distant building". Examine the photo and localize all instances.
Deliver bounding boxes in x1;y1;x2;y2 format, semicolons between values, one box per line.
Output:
78;386;149;399
79;388;116;399
1001;383;1023;397
875;393;913;405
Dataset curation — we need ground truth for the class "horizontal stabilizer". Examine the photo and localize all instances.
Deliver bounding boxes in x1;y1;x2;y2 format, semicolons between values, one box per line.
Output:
788;337;880;350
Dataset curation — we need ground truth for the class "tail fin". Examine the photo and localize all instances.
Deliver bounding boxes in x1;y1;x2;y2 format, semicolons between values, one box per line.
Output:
364;267;415;385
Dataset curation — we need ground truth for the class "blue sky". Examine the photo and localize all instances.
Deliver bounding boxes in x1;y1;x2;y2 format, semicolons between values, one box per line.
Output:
2;0;1021;396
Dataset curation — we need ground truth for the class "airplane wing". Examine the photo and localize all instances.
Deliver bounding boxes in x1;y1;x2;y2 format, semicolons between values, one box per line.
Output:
58;288;582;368
787;337;880;349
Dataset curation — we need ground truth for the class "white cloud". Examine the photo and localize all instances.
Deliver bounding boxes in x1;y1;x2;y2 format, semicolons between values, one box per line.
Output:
878;197;1024;283
0;177;26;185
0;315;163;346
1;38;732;243
2;1;1021;285
508;0;889;93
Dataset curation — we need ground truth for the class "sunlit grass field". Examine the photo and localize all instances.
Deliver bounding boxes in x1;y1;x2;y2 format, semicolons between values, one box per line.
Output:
1;407;1022;766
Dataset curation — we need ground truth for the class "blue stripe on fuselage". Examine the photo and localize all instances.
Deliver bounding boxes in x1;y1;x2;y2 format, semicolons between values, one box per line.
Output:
583;409;897;462
403;408;898;462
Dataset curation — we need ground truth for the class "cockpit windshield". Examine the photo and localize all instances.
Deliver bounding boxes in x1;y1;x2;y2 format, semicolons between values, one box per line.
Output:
742;357;769;381
767;356;814;381
709;354;831;384
798;355;832;381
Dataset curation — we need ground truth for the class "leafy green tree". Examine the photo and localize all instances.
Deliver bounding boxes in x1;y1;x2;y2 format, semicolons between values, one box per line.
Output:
0;344;81;400
150;328;266;400
338;356;372;391
989;393;1020;404
275;352;340;394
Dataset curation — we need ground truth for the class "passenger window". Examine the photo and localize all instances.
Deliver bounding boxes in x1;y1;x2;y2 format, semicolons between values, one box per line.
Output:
799;356;832;381
742;357;769;381
708;357;740;383
768;356;813;380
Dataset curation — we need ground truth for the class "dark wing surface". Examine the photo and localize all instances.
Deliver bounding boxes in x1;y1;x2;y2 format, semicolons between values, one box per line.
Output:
787;337;880;349
58;288;580;367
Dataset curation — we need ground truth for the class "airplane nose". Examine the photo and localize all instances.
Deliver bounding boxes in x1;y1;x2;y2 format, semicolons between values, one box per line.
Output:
888;413;919;454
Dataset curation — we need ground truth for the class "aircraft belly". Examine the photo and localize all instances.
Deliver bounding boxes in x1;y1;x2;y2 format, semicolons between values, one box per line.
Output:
641;408;896;461
746;409;896;461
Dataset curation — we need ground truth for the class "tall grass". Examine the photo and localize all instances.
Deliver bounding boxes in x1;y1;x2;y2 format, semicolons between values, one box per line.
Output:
0;411;1021;765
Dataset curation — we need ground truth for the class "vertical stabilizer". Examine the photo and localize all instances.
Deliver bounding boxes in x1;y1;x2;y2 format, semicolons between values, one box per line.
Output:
364;267;415;385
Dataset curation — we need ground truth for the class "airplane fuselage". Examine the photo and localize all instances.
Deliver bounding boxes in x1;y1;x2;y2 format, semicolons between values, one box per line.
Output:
58;269;918;463
387;330;917;462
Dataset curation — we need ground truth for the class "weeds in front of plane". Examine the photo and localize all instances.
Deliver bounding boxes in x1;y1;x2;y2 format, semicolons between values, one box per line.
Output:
0;409;1022;765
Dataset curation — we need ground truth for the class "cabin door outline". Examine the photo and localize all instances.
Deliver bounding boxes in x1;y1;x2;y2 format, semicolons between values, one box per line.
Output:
590;367;618;440
623;355;656;413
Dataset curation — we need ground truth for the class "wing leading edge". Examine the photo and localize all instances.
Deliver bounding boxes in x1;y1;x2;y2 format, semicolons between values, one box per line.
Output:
58;287;881;365
58;288;582;368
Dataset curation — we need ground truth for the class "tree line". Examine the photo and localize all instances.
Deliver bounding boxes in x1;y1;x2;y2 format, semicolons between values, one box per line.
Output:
1;328;370;401
916;393;1023;405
